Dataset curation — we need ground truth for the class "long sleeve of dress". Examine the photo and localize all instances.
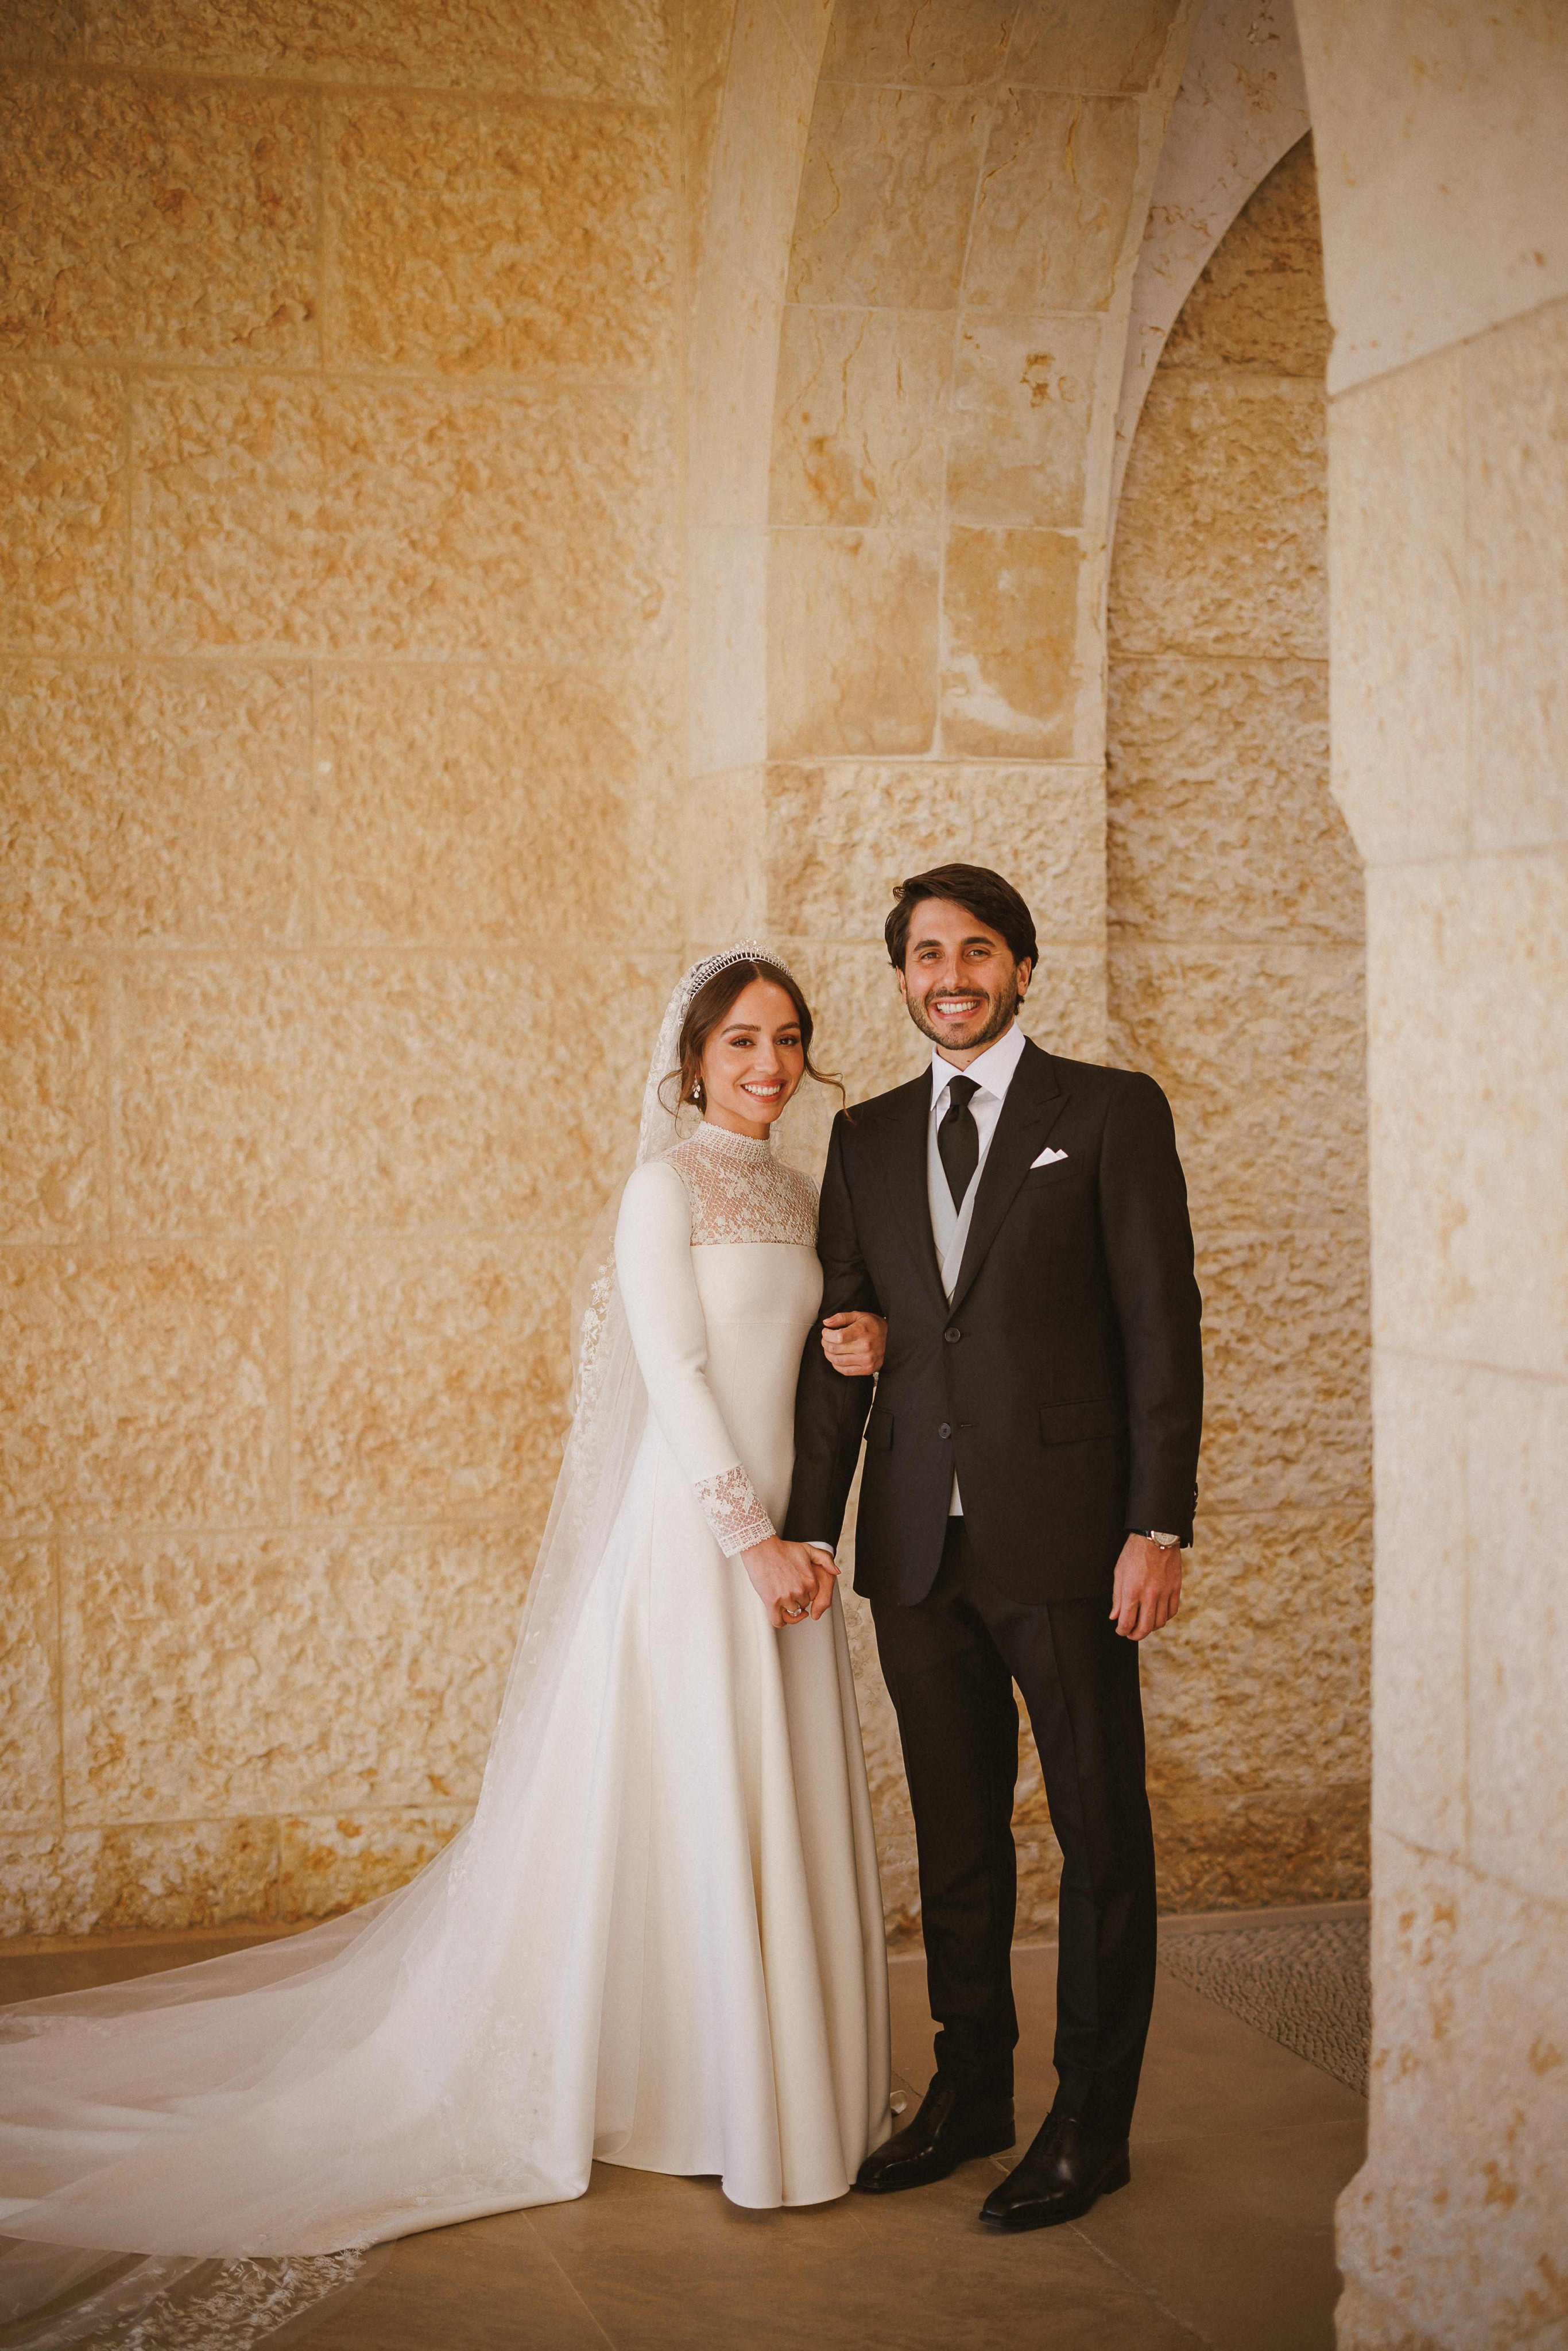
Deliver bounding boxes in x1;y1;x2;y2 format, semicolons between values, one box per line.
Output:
615;1157;775;1556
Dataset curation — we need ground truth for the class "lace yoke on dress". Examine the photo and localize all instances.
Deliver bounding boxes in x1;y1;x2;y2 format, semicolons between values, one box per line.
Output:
663;1122;818;1556
664;1123;818;1248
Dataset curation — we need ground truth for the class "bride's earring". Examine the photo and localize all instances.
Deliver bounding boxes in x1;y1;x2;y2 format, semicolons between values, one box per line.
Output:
691;1079;704;1107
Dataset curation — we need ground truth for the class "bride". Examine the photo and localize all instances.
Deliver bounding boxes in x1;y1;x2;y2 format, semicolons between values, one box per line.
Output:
0;946;893;2346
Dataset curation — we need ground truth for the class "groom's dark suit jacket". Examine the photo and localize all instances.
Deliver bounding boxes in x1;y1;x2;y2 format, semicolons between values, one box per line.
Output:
783;1038;1203;1605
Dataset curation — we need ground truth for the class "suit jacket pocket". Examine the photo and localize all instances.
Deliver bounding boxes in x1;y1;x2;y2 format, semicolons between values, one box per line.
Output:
1038;1399;1119;1446
865;1405;895;1453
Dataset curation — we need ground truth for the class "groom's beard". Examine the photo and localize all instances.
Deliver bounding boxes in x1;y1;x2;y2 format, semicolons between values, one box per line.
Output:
904;972;1021;1056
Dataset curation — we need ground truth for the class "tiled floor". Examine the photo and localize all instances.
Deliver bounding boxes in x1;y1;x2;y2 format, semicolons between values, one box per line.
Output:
0;1928;1365;2350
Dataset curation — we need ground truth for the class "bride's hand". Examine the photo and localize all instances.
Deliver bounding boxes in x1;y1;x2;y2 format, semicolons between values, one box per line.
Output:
740;1535;839;1628
820;1310;886;1378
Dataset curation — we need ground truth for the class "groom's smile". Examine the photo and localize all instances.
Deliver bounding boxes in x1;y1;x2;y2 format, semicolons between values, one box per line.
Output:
896;896;1031;1062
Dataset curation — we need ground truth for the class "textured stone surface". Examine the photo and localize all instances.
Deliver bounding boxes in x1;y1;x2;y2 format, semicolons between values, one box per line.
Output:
0;1541;57;1830
948;313;1099;528
292;1241;571;1526
133;371;672;663
83;0;670;103
786;83;990;311
1112;374;1326;657
278;1806;468;1919
1161;137;1329;378
314;665;651;947
324;93;673;378
771;307;952;529
1008;0;1180;95
1151;1783;1370;1913
1339;1836;1568;2350
115;952;663;1240
819;0;1015;89
0;955;107;1240
0;365;127;652
0;661;309;946
1196;1227;1371;1515
0;1247;288;1533
761;761;1104;944
963;92;1140;314
62;1527;522;1821
0;72;317;363
0;1;82;62
1108;656;1354;942
0;1818;280;1936
940;524;1082;757
767;527;940;757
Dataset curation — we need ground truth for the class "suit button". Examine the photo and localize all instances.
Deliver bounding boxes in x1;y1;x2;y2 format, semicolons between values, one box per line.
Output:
944;1325;961;1343
938;1422;952;1440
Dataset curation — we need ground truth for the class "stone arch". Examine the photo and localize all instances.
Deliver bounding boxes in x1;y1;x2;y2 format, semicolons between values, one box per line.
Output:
1107;137;1371;1911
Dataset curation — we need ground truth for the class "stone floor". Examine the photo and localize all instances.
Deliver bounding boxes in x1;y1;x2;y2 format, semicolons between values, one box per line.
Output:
0;1921;1366;2351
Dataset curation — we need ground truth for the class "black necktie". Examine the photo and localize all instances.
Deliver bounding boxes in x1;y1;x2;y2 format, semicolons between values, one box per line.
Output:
938;1075;981;1210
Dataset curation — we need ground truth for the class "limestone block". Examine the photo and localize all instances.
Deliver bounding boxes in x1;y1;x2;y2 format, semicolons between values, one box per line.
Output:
1161;137;1328;377
133;371;673;665
0;1247;288;1532
1;1;81;61
115;952;664;1240
963;93;1140;314
681;768;768;944
1367;1353;1469;1861
761;760;1104;944
0;1541;57;1830
0;660;309;946
0;1817;280;1936
766;528;939;758
700;0;820;303
1195;1227;1372;1513
1465;300;1568;852
0;955;106;1240
1151;1780;1368;1911
1108;656;1357;943
313;665;643;947
292;1239;571;1523
324;93;673;379
1365;850;1568;1380
1142;1505;1372;1793
0;73;316;363
1465;1368;1568;1908
1109;940;1368;1226
948;314;1098;528
770;307;951;529
1326;354;1468;867
0;365;126;652
820;0;1015;88
84;0;670;104
1008;0;1180;95
1338;1835;1568;2350
1110;374;1326;657
61;1525;523;1823
690;525;768;775
690;258;779;531
940;524;1083;758
278;1806;468;1919
786;84;990;311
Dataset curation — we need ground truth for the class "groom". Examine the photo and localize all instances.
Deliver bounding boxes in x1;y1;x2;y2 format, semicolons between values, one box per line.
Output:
785;864;1202;2231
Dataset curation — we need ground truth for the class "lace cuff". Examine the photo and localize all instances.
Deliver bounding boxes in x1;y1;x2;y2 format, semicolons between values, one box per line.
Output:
695;1463;775;1556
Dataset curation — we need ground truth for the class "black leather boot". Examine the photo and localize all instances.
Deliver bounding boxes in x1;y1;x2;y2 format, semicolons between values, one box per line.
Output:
854;2074;1015;2194
979;2111;1130;2230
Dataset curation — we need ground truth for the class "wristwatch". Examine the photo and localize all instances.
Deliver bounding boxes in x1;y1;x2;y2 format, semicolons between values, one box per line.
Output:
1137;1529;1182;1550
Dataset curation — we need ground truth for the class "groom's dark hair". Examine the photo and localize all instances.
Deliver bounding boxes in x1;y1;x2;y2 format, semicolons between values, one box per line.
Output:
884;863;1038;972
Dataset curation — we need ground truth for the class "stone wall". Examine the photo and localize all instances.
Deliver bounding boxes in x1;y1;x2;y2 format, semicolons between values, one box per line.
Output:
1108;139;1371;1908
0;1;683;1932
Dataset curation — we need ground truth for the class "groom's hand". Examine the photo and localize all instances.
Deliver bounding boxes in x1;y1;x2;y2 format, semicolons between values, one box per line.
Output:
820;1310;886;1377
740;1535;841;1627
1110;1534;1183;1640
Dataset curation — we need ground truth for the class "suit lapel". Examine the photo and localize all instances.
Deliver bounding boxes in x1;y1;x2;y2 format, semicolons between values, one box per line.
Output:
874;1075;950;1314
948;1040;1070;1314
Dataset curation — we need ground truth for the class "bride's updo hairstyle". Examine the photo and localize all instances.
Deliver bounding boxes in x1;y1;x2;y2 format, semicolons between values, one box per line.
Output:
666;957;842;1115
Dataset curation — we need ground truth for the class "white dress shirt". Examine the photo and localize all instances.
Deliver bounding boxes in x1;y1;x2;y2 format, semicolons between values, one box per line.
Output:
926;1020;1027;1515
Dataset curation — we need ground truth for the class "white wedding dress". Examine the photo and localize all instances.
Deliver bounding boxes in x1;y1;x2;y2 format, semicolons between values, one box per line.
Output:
0;956;891;2347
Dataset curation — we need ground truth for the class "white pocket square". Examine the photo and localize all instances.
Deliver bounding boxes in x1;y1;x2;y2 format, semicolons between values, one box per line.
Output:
1030;1146;1069;1168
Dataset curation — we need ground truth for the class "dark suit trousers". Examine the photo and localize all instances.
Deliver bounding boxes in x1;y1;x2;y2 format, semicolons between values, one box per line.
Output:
871;1518;1157;2144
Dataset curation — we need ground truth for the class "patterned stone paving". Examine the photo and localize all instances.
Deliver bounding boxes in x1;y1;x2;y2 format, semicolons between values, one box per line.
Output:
1159;1910;1370;2095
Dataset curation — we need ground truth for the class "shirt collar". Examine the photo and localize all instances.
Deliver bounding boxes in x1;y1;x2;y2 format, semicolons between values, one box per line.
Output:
929;1020;1027;1110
